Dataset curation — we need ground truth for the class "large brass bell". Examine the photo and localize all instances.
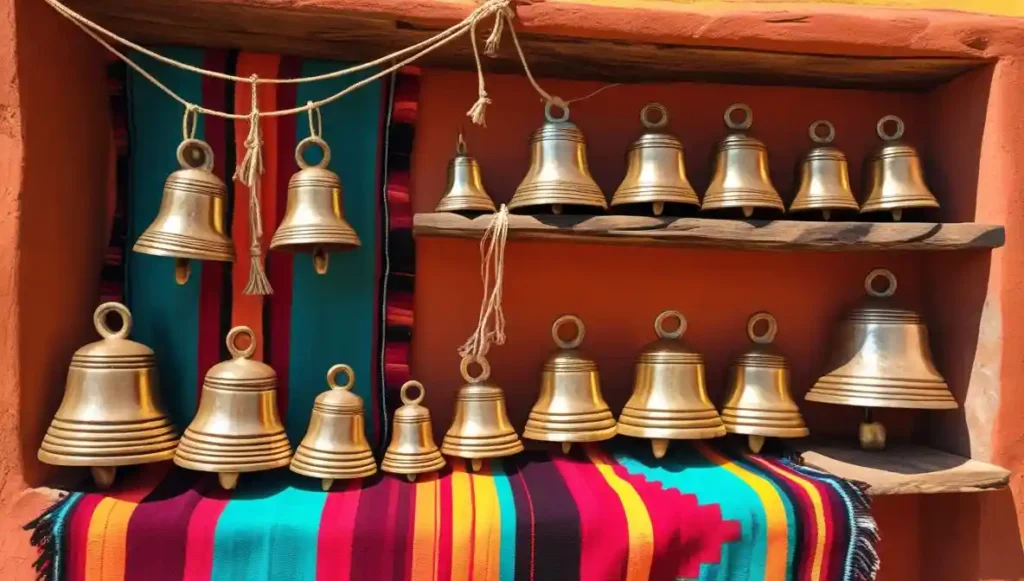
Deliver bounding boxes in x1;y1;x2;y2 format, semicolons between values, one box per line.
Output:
270;137;360;275
618;311;725;459
441;355;523;471
523;315;617;453
788;120;860;220
861;115;939;221
806;269;956;449
434;132;496;213
175;326;292;490
702;103;784;218
290;364;377;491
381;380;446;481
610;103;699;216
133;138;233;285
38;303;178;489
721;313;808;453
508;102;607;215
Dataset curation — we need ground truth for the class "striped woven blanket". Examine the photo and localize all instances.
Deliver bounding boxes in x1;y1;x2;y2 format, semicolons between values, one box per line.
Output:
27;442;877;581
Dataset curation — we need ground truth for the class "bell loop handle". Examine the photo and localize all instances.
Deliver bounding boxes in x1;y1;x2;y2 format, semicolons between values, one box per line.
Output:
327;363;355;391
94;302;132;340
400;380;426;406
654;310;687;340
809;120;835;144
544;100;570;123
865;268;898;298
876;115;905;142
226;326;258;359
176;139;215;172
640;103;669;130
747;312;778;345
460;355;491;383
456;130;468;155
295;136;332;170
724;103;753;131
552;314;585;350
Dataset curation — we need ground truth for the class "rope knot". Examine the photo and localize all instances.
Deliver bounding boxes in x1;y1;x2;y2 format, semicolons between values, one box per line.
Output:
484;4;514;57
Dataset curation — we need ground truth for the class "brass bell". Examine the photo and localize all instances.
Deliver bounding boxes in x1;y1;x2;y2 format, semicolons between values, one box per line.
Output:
441;355;523;471
133;139;233;285
508;102;607;215
721;312;808;453
175;326;292;490
290;364;377;491
702;103;784;218
610;104;699;216
861;115;939;222
381;380;446;481
618;311;725;459
523;315;616;453
38;303;178;489
270;137;360;275
806;269;956;449
788;120;860;220
434;132;496;214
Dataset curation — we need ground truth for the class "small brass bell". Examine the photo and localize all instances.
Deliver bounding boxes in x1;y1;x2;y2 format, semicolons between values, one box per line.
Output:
290;364;377;491
702;103;784;218
618;311;725;459
806;269;956;449
434;132;496;214
442;355;523;471
610;104;699;216
721;313;808;453
133;139;233;285
861;115;939;222
270;137;360;275
788;120;860;220
508;102;607;215
38;303;178;489
175;326;292;490
381;380;446;481
523;315;616;453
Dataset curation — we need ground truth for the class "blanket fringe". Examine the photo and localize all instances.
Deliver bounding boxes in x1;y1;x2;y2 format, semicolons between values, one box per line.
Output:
23;492;74;581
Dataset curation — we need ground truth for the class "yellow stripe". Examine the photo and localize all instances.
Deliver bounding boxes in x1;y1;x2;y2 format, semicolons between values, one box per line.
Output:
586;447;654;581
697;443;789;580
450;464;473;581
411;476;438;581
470;469;502;581
84;498;117;581
752;457;828;581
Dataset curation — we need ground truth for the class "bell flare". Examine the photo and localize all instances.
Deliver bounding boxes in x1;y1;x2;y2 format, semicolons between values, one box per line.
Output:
39;417;178;466
442;382;523;459
720;408;809;438
435;155;497;213
290;449;377;480
611;134;699;211
523;409;618;443
617;409;726;440
508;116;607;212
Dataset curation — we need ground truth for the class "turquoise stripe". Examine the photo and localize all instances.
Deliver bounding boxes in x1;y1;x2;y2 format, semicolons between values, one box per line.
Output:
53;492;85;581
287;62;383;445
491;462;517;581
734;454;798;574
126;47;205;428
211;473;327;581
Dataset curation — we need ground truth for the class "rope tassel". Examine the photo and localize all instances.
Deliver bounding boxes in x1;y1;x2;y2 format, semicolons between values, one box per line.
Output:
459;204;509;360
236;77;273;296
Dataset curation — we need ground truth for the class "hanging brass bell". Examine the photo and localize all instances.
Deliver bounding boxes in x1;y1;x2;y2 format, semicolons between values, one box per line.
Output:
38;303;178;490
441;355;523;471
434;132;496;214
702;103;784;218
508;102;607;215
721;312;808;453
610;104;699;216
806;269;956;449
270;137;360;275
618;311;725;459
133;139;233;285
861;115;939;222
523;315;616;453
290;364;377;491
175;326;292;490
381;380;446;481
788;120;860;220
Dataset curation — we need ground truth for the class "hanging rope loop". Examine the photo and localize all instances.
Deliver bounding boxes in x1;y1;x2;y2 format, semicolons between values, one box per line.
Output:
236;75;273;295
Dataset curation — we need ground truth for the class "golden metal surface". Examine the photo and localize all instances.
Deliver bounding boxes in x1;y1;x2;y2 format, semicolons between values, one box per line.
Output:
270;137;361;275
133;139;234;285
610;104;699;215
861;116;940;221
508;103;607;214
702;104;784;217
290;364;377;489
435;132;497;213
721;312;809;439
442;356;523;461
38;303;179;489
523;315;617;445
618;310;725;457
788;121;860;219
381;380;446;479
175;326;292;489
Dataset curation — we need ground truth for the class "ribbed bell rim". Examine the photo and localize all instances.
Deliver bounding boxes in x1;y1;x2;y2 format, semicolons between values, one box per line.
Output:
544;350;597;372
805;146;847;162
313;389;364;414
717;133;767;151
733;350;787;369
628;133;682;151
166;168;226;197
869;143;919;160
531;121;585;144
289;166;342;189
637;338;703;365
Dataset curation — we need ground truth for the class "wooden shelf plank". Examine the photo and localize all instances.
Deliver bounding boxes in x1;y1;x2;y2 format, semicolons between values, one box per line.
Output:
413;213;1005;251
795;442;1011;495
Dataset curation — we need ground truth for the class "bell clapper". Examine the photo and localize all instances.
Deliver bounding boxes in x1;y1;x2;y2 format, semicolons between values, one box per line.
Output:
91;466;116;490
859;409;887;450
748;435;766;454
551;203;563;215
892;209;903;222
652;201;665;216
822;210;831;221
651;439;669;459
742;206;753;218
313;247;329;275
175;258;191;285
561;442;572;454
471;458;483;472
219;472;239;490
406;473;417;482
322;479;334;492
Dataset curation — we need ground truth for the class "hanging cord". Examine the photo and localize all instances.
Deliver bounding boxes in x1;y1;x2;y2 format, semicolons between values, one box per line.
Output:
182;105;199;140
458;204;509;360
466;19;492;126
236;75;273;295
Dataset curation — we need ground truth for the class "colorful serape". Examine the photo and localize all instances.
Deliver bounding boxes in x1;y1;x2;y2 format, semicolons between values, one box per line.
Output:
27;442;878;581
